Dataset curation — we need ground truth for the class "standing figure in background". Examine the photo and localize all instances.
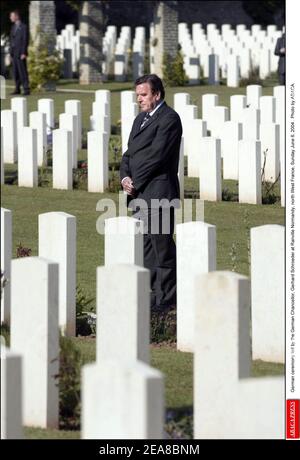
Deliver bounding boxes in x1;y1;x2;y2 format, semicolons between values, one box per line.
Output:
9;9;30;95
274;32;285;85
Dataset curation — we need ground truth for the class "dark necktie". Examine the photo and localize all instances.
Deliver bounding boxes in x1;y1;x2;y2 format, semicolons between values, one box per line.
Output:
140;112;151;129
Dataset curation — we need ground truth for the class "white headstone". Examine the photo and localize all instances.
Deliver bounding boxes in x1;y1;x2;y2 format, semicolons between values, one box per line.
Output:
37;99;55;135
194;271;284;439
1;346;23;439
238;140;262;204
59;113;78;168
11;97;28;144
104;217;144;267
220;121;243;180
176;221;216;352
65;99;82;150
18;127;38;187
260;122;280;182
241;107;260;140
199;137;222;201
81;360;164;439
230;95;247;122
52;129;73;190
1;208;12;325
227;54;239;87
251;225;284;363
186;120;207;177
97;264;150;363
10;257;59;429
29;111;47;167
246;85;262;109
87;131;109;193
1;110;17;163
39;212;76;336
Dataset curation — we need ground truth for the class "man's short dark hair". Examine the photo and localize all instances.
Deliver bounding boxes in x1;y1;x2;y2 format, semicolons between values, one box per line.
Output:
134;74;165;100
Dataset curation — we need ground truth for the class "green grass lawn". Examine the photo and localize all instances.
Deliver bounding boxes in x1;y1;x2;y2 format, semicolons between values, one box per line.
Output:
1;79;285;439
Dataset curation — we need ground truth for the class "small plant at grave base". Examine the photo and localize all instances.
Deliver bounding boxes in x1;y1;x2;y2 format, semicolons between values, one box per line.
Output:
165;409;193;439
107;166;121;193
38;164;51;187
16;243;32;258
239;68;263;87
229;242;238;272
0;322;10;347
76;286;95;336
151;306;177;344
243;208;251;269
57;335;82;430
261;149;280;204
222;185;238;202
73;166;88;190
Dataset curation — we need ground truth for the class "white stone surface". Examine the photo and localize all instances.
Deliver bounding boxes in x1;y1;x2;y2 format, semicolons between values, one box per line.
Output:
59;112;78;168
251;225;284;363
105;216;144;267
87;131;109;193
202;93;219;131
230;95;247;122
11;97;27;144
10;257;59;429
220;121;243;180
18;127;38;187
206;106;229;137
194;271;284;439
39;212;76;336
186;120;207;177
1;208;12;325
176;221;216;352
1;110;17;163
96;264;150;364
227;54;239;87
241;107;260;140
238;140;262;204
38;98;54;135
29;111;47;167
260;96;276;124
1;346;23;439
81;360;164;439
52;129;73;190
260;122;280;182
65;99;82;150
174;92;191;113
246;85;262;109
199;137;222;201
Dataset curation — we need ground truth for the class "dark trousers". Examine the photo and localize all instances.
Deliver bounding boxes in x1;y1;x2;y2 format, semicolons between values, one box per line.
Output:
279;72;285;85
133;206;177;308
12;55;29;92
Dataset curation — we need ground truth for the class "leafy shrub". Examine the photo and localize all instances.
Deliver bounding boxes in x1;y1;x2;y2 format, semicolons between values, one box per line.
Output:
162;51;188;87
27;31;63;91
151;306;176;343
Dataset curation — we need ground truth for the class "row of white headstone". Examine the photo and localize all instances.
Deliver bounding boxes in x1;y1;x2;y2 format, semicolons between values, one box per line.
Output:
175;84;285;206
1;85;284;205
178;22;283;86
1;209;284;439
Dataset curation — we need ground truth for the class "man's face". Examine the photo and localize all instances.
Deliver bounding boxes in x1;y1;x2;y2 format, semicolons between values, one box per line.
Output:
136;83;161;112
10;12;18;23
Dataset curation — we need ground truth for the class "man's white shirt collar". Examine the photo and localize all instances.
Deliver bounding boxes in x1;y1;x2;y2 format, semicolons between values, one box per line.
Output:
148;99;165;117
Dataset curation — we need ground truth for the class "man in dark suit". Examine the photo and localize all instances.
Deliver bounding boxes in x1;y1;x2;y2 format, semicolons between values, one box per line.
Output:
9;9;30;95
120;74;182;312
274;32;285;85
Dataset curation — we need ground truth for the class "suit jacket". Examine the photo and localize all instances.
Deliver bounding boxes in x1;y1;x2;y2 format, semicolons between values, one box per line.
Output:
274;34;285;74
10;22;29;57
120;101;183;208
